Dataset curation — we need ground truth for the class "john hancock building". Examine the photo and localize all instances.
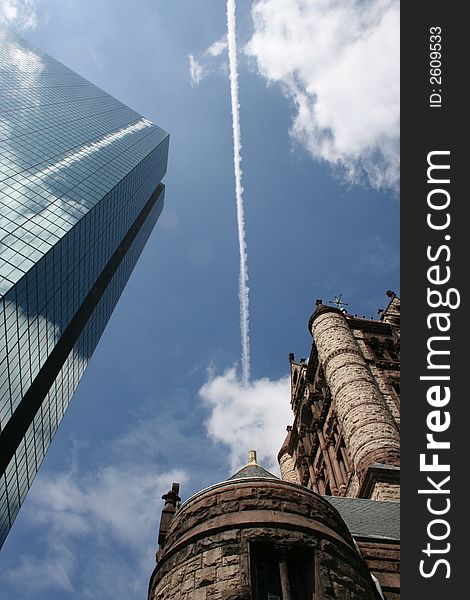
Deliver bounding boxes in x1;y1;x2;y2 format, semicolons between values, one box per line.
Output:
0;27;169;547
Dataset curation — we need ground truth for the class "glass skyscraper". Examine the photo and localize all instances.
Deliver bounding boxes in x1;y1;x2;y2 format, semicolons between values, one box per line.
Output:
0;27;169;547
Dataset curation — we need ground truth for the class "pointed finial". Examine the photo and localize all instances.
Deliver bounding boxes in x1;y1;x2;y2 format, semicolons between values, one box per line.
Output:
247;450;258;465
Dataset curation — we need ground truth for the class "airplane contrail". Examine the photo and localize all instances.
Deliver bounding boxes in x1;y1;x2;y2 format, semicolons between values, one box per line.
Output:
226;0;250;386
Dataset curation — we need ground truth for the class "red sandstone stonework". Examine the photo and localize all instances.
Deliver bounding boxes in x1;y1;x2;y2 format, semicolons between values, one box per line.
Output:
281;295;400;502
149;293;400;600
149;478;379;600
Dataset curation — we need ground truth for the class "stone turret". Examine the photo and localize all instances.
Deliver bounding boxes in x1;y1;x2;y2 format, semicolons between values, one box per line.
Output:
273;292;401;597
278;291;400;502
149;451;378;600
308;302;400;498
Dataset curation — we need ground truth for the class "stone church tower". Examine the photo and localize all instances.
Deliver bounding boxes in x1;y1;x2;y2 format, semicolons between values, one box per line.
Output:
279;290;400;501
148;291;400;600
278;291;400;598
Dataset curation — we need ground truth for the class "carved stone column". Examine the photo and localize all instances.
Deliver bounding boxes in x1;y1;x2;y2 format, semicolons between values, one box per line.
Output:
279;556;292;600
315;425;339;495
326;437;347;494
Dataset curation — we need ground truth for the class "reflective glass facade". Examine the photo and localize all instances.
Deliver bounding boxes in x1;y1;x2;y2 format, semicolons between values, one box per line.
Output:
0;27;169;547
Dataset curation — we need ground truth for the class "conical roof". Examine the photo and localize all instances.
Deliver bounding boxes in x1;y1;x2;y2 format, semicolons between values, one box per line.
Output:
178;450;279;511
228;450;278;481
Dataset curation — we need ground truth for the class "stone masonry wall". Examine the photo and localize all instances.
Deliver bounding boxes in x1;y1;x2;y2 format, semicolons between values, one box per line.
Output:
151;527;378;600
310;309;400;478
367;363;400;430
353;334;400;431
371;481;400;502
357;540;400;600
345;473;360;497
279;451;301;484
149;480;378;600
150;530;246;600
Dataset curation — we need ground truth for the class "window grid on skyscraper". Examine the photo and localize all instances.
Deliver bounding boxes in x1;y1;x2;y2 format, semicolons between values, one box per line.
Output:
0;26;169;547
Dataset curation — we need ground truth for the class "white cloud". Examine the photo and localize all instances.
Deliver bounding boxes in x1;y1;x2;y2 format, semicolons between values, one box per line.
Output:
29;466;187;550
0;0;37;29
188;53;206;86
2;438;188;597
245;0;400;190
199;368;291;473
188;35;228;86
205;35;228;57
5;540;76;593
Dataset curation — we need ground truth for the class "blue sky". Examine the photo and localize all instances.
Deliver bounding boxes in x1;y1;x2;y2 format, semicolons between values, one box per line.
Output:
0;1;399;598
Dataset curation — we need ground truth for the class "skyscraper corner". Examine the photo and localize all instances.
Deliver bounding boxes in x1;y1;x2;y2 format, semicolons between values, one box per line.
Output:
0;26;169;547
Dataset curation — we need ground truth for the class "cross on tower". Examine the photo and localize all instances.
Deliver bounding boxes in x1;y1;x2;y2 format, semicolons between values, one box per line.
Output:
329;294;348;311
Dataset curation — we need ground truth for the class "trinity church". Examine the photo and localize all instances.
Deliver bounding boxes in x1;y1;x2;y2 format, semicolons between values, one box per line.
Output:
148;292;400;600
